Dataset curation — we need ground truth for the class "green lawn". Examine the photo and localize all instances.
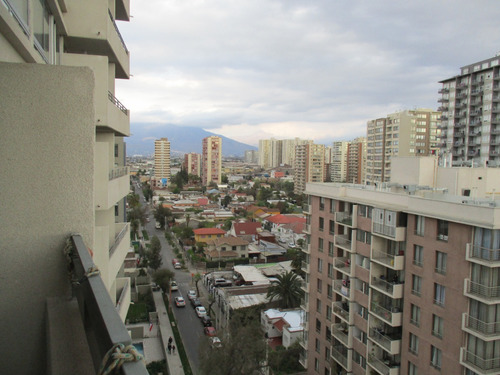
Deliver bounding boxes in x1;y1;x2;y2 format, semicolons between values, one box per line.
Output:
126;302;148;323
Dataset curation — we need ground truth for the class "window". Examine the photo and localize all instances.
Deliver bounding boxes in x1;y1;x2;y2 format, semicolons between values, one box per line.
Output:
319;217;324;232
329;199;335;213
413;245;423;267
320;197;325;211
358;205;367;217
435;251;447;274
325;347;330;361
329;220;335;235
326;326;332;341
328;242;334;256
434;284;445;307
314;358;319;372
326;305;332;321
114;144;119;157
430;346;442;369
315;338;320;353
408;362;418;375
327;284;333;299
432;315;444;338
316;319;321;333
317;279;323;293
410;304;421;326
412;275;422;296
409;333;419;355
353;350;366;369
318;238;324;252
415;216;425;236
317;259;323;273
437;220;449;241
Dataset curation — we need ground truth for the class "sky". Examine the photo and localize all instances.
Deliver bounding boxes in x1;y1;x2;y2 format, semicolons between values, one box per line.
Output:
116;0;500;147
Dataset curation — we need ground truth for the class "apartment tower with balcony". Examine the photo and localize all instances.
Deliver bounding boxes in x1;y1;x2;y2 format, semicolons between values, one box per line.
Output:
301;157;500;375
202;136;222;186
184;152;202;177
294;143;325;195
154;137;171;187
0;0;141;373
366;109;441;185
438;54;500;167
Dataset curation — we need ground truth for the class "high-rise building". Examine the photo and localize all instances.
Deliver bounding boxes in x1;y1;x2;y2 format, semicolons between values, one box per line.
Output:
258;138;311;169
202;136;222;186
294;143;325;194
184;152;201;177
154;138;171;187
301;157;500;375
438;53;500;167
332;141;349;183
244;150;259;164
347;137;366;184
0;1;141;374
366;109;441;184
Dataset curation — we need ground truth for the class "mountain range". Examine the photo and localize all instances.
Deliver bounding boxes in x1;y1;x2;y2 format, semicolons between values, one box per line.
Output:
127;123;256;157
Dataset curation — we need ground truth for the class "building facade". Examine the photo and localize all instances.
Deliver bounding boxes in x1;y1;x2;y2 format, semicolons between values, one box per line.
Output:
438;54;500;168
258;137;311;169
202;136;222;186
0;0;136;373
245;149;259;164
301;160;500;375
294;143;325;195
366;109;441;184
184;152;201;177
154;137;171;187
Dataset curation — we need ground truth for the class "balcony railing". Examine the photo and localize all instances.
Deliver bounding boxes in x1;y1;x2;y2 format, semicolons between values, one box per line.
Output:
333;279;352;299
371;277;404;299
67;235;148;374
368;328;401;354
332;323;351;347
334;234;355;252
331;345;350;371
108;9;129;54
109;222;130;257
461;347;500;373
467;243;500;265
367;354;400;375
108;91;129;115
370;301;402;326
116;278;130;310
465;279;500;302
109;166;129;180
463;313;500;339
371;249;405;270
333;301;353;324
334;257;353;275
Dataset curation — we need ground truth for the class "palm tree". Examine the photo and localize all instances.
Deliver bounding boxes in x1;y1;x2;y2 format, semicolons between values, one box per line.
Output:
267;271;304;309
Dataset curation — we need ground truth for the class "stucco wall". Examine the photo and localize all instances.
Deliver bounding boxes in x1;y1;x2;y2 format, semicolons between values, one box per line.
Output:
0;62;95;375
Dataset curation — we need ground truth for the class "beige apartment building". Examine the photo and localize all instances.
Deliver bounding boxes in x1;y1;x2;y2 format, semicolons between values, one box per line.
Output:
153;137;171;187
202;135;222;186
0;0;143;374
259;137;311;169
184;151;202;177
438;53;500;168
301;157;500;375
294;143;325;195
366;109;441;185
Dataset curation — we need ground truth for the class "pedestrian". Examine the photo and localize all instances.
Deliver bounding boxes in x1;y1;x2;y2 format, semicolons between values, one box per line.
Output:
172;344;176;354
168;336;173;345
167;343;172;354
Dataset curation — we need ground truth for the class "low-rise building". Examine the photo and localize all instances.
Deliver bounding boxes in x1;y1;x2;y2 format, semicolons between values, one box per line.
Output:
194;228;226;243
262;308;305;348
205;237;250;260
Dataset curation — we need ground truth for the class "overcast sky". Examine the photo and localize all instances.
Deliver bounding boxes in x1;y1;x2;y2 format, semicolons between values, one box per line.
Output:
116;0;500;147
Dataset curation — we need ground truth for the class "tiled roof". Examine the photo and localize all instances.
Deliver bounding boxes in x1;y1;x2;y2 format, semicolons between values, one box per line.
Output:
233;222;262;236
193;228;226;235
265;214;306;225
209;236;249;246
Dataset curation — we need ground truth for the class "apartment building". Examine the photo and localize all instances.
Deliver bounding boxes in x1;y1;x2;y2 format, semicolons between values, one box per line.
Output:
366;109;441;185
294;143;325;195
258;137;311;169
332;141;349;183
245;149;259;164
202;135;222;186
301;157;500;375
346;138;366;185
438;53;500;168
154;137;171;187
184;152;201;177
0;1;142;374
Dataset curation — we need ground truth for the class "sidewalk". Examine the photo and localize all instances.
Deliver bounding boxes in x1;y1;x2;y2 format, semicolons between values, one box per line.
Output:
152;290;185;375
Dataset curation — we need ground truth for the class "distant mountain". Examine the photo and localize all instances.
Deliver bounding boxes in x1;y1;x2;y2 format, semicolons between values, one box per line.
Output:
127;123;257;157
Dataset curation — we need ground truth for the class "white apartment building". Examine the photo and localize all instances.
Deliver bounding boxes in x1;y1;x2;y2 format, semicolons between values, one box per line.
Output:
294;143;325;195
258;137;311;169
0;1;141;374
202;135;222;186
154;137;171;187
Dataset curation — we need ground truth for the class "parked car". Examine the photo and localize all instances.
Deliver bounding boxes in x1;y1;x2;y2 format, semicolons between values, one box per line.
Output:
214;278;232;287
151;283;161;291
195;306;207;318
187;290;197;300
155;221;161;229
174;296;186;307
204;326;216;337
170;280;178;291
201;315;212;327
172;258;182;269
191;298;202;308
210;337;222;348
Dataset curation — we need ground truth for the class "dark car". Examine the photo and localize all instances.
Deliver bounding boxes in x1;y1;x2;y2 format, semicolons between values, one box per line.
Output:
201;315;212;327
190;298;202;308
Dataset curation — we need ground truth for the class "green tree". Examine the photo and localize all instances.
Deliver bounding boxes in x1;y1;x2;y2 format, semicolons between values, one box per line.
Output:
266;271;304;309
208;181;218;189
193;273;202;296
222;195;232;207
153;268;174;293
147;236;163;271
222;219;232;231
154;205;172;229
268;342;304;374
127;206;147;226
221;174;229;184
142;183;153;202
130;219;139;238
127;193;140;209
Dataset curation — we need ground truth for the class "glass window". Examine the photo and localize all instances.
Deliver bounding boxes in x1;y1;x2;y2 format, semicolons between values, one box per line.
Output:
432;315;444;338
33;0;51;60
434;284;445;307
326;305;332;321
412;275;422;296
318;238;324;252
329;220;335;234
353;350;366;369
410;304;421;326
317;279;322;293
413;245;423;266
415;216;425;236
409;333;419;355
327;263;333;278
435;251;447;274
319;197;325;211
327;284;333;299
437;220;449;241
319;217;324;231
328;242;334;256
316;298;322;313
408;362;418;375
430;346;442;369
316;319;321;333
317;259;323;273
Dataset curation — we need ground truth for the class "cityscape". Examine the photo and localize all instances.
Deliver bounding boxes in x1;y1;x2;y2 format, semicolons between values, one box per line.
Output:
2;2;500;375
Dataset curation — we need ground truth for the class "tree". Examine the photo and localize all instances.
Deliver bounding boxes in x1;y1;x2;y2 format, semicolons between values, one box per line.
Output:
127;193;140;209
147;236;163;271
142;184;153;202
221;174;229;184
127;206;147;226
268;342;304;374
266;271;304;309
130;219;139;238
222;219;232;231
154;205;172;229
193;273;202;296
153;268;174;293
208;181;218;189
222;195;232;207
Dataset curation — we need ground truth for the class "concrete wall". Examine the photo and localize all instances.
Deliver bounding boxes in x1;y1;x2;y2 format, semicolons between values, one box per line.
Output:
0;62;95;375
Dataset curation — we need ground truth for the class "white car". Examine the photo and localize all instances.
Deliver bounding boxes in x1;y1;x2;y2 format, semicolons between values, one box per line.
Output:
195;306;207;318
210;337;222;348
187;290;197;300
170;280;178;291
174;296;186;307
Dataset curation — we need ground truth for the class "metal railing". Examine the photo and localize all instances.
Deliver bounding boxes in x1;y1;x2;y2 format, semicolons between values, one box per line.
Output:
468;244;500;263
331;345;349;369
109;222;130;257
373;222;396;238
464;314;500;336
333;301;350;322
68;235;148;374
336;211;353;226
461;348;500;372
467;279;500;299
115;278;130;311
369;328;400;352
108;91;129;115
108;9;129;54
371;277;403;295
109;166;129;180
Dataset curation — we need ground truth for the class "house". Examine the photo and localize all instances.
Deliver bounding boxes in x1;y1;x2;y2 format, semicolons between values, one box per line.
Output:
194;228;226;243
261;308;305;349
248;240;287;262
262;214;306;244
229;221;262;242
205;236;250;260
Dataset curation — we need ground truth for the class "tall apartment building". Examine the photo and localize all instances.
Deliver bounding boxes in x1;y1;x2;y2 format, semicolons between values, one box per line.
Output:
366;109;441;184
438;53;500;167
154;138;171;187
0;1;142;374
332;141;349;183
294;143;325;195
184;152;202;177
202;136;222;186
347;137;366;184
245;149;259;164
301;157;500;375
259;137;311;169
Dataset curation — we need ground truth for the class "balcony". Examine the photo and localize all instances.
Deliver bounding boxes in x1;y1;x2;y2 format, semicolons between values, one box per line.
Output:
371;277;404;299
462;313;500;341
331;345;352;372
302;243;311;254
438;97;449;103
334;257;353;276
371;249;405;270
65;235;148;374
334;233;357;253
372;223;406;242
464;279;500;304
302;203;311;214
63;3;130;78
367;354;401;375
368;328;401;355
332;301;354;324
298;352;308;369
438;88;449;94
333;279;353;300
301;280;310;293
460;347;500;374
370;301;402;327
301;261;310;274
109;222;131;281
303;223;311;234
115;277;131;322
332;323;353;347
466;243;500;267
335;210;357;228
